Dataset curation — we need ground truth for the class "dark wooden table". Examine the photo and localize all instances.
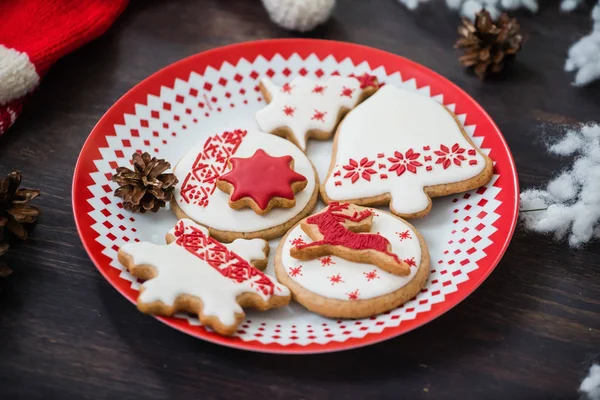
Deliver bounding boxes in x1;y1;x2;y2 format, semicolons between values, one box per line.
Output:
1;1;599;399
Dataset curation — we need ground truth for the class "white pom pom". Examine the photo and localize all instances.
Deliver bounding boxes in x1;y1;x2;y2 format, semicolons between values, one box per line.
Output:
262;0;335;32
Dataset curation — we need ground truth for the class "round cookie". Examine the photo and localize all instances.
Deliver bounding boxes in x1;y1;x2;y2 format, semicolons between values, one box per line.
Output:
321;84;494;219
172;129;319;242
275;203;430;319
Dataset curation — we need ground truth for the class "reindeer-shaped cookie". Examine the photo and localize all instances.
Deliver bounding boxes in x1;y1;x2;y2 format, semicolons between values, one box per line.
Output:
290;202;410;276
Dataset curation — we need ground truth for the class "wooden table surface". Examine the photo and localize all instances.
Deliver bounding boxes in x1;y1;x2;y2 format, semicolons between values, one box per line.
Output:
1;1;599;399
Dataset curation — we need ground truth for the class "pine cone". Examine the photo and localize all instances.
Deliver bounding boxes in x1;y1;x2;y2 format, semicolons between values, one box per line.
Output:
0;171;41;240
455;10;524;79
112;152;178;213
0;171;40;277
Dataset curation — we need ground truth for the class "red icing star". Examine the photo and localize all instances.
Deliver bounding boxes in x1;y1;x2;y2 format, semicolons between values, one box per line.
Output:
312;85;326;94
283;105;295;116
281;83;293;94
218;149;307;211
311;109;327;122
340;86;355;98
351;73;378;89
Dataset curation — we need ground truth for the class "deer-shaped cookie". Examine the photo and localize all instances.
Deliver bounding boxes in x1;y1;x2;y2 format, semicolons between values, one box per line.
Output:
289;203;410;276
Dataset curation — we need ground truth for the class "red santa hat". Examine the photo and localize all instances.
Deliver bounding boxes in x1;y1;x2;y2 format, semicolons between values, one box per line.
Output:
0;0;128;135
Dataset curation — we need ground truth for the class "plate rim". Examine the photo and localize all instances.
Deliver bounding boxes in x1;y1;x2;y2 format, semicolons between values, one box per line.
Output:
72;38;520;354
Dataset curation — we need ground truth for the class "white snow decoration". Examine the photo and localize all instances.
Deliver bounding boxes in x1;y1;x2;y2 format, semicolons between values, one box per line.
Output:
580;364;600;400
520;124;600;247
565;3;600;86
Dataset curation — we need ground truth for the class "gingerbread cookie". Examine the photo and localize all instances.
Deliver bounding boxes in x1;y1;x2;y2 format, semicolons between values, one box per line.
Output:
255;74;379;151
172;129;319;242
275;203;430;319
216;149;308;215
321;84;494;218
118;219;290;336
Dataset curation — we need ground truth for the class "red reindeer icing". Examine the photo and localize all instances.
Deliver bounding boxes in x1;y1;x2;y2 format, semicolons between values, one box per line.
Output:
290;203;410;276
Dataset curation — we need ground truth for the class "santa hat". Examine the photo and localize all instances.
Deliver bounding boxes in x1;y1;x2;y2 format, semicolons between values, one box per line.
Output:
0;0;128;135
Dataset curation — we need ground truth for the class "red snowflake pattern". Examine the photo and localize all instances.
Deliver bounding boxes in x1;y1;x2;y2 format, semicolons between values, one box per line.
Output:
350;73;378;89
404;257;417;267
283;105;295;116
364;270;379;281
397;230;411;241
329;273;344;285
312;85;326;94
290;237;306;246
320;256;335;266
387;149;423;176
289;265;303;277
311;110;327;122
340;86;355;98
435;143;467;169
281;83;293;94
347;289;360;300
342;157;376;183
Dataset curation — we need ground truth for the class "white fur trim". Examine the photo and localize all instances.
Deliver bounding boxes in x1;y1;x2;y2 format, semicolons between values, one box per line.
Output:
262;0;335;32
0;45;39;105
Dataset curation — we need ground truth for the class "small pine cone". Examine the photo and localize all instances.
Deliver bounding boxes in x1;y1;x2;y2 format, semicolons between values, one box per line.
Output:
455;10;524;79
111;152;178;213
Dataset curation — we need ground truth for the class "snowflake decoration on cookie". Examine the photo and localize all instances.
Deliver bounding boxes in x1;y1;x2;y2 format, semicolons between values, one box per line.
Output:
217;149;307;212
329;273;344;285
312;85;326;94
350;73;379;89
256;76;365;151
283;105;296;116
404;257;417;267
435;143;467;169
311;110;327;122
289;265;303;277
347;289;360;300
364;270;380;281
343;157;376;183
291;237;306;246
397;230;412;241
388;149;423;176
341;86;355;98
320;256;335;266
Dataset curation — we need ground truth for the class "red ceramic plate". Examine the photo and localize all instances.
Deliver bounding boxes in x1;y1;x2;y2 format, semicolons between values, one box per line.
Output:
73;39;518;354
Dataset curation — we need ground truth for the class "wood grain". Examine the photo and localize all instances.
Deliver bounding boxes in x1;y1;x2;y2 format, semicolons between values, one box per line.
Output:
0;0;599;399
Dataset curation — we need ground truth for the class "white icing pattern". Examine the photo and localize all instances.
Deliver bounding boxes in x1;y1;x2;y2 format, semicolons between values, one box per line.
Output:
281;211;422;301
120;219;290;326
174;129;316;233
323;85;486;215
255;76;363;150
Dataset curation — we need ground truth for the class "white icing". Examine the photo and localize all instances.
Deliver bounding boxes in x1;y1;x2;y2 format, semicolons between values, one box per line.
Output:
281;211;422;300
323;85;487;215
121;219;289;326
225;238;266;263
255;76;363;150
174;130;316;233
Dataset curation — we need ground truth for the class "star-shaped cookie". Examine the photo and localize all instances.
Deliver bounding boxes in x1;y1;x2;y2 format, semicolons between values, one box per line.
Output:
216;149;308;215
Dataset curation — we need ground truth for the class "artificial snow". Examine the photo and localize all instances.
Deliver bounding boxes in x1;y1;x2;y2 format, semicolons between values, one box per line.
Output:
520;124;600;247
581;364;600;400
565;3;600;86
